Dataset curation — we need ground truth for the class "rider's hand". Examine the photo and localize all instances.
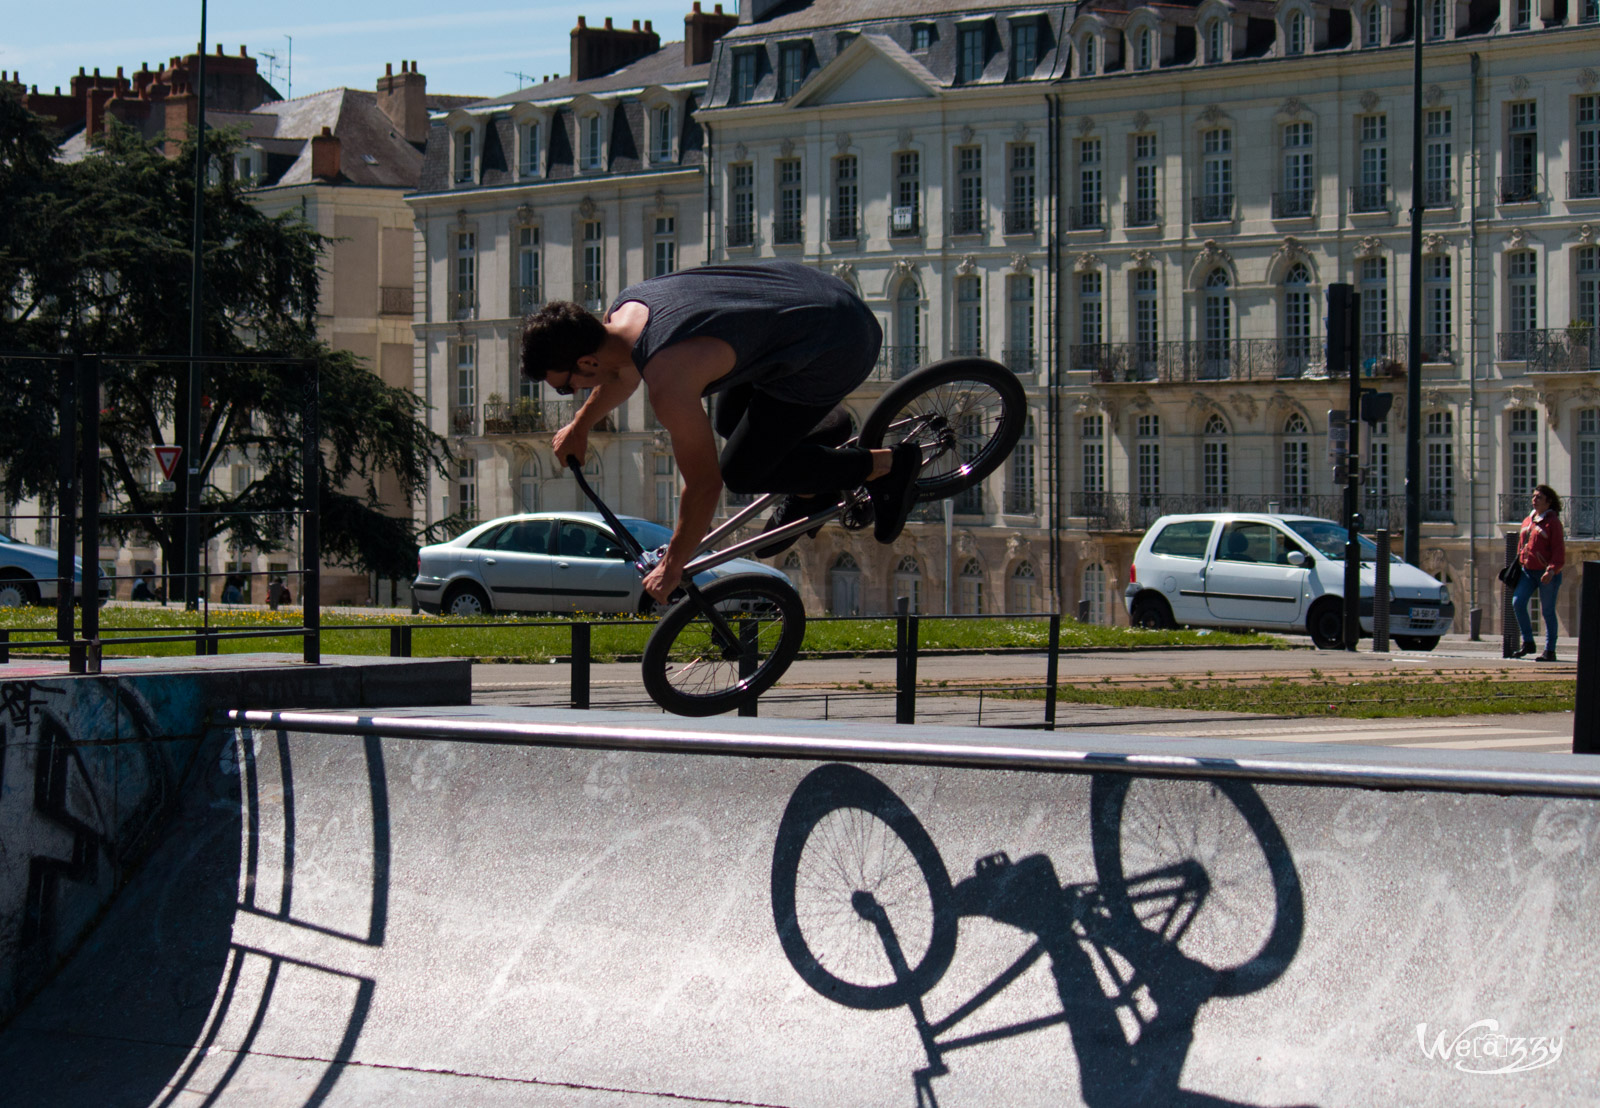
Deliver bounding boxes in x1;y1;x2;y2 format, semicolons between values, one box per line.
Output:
552;422;587;466
643;560;683;604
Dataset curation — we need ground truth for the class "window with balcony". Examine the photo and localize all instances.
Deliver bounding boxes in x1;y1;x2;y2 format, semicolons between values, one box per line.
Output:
514;226;540;316
581;114;603;171
954;146;983;234
1008;144;1036;234
1203;414;1230;508
1078;415;1102;514
893;150;921;235
958;25;989;83
1424;108;1452;207
1506;250;1538;358
1137;415;1161;513
832;155;858;240
1282;414;1311;510
1203;269;1231;377
729;164;754;246
1577;410;1600;536
775;157;803;244
1198;128;1233;222
454;341;477;416
1133;269;1159;377
732;51;759;104
453;231;476;319
1360;256;1388;365
653;216;676;277
956;275;983;356
780;42;810;98
579;220;604;311
1075;138;1102;229
1079;271;1103;368
894;280;924;374
651;106;673;162
1575;96;1599;199
1510;409;1540;492
1425;411;1453;520
1354;114;1388;212
1009;416;1037;514
1579;247;1600;331
1504;101;1538;202
1424;253;1453;359
1130;134;1159;225
456;458;477;521
1365;419;1390;517
1278;121;1314;218
1012;21;1040;78
1283;263;1313;373
455;128;474;184
1007;275;1035;373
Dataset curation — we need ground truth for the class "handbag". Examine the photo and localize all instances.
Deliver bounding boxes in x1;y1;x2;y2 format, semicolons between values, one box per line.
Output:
1498;561;1523;588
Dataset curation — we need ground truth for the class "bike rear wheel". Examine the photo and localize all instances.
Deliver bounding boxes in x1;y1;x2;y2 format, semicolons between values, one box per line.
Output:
641;574;805;716
857;358;1027;504
771;763;957;1010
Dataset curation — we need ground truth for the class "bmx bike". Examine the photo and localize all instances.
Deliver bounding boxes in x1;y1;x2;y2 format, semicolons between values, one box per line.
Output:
566;358;1026;717
770;764;1304;1106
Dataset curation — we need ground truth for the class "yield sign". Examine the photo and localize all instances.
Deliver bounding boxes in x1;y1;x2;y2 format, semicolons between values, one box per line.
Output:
152;445;183;480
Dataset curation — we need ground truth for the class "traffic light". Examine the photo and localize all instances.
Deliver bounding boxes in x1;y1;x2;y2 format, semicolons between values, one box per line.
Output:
1361;388;1394;424
1326;284;1358;377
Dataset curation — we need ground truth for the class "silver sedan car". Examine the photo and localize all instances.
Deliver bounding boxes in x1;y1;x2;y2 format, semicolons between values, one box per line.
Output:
412;512;790;616
0;531;109;607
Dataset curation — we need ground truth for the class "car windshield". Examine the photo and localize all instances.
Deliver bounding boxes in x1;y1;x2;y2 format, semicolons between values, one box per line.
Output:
1285;519;1403;563
619;518;675;549
0;532;17;545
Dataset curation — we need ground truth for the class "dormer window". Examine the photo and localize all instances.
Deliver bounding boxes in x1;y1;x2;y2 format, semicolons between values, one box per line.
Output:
1286;10;1306;55
651;106;673;162
1080;34;1098;76
455;129;474;184
522;120;541;177
1206;19;1226;63
1363;2;1382;46
581;114;603;171
912;23;935;51
1134;27;1153;70
780;42;811;98
732;50;759;104
1426;0;1448;39
1011;21;1039;78
234;149;259;185
958;24;989;83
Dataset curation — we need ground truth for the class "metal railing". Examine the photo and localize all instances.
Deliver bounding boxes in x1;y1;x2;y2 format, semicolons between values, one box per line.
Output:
890;207;920;236
1192;194;1233;223
450;406;478;436
1067;491;1449;531
1073;339;1334;383
1570;170;1600;200
1002;347;1037;375
1003;209;1036;234
1125;199;1159;227
828;215;858;240
1068;203;1103;230
1497;328;1600;371
512;284;541;315
1499;173;1540;204
1349;182;1388;213
949;209;984;235
448;290;477;320
573;281;606;312
1422;180;1454;208
726;222;755;248
1273;189;1315;218
1358;333;1453;369
872;346;927;380
481;399;559;435
774;218;803;245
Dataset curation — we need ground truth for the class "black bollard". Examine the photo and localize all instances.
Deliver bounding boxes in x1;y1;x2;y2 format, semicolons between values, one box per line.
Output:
1372;529;1390;652
738;619;758;718
570;622;591;710
1502;532;1519;659
1575;563;1600;754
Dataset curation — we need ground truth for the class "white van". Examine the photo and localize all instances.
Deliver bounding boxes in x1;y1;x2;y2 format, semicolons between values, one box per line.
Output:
1124;513;1454;649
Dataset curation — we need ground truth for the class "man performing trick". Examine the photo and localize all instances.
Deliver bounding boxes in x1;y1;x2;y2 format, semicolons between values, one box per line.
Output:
521;261;921;605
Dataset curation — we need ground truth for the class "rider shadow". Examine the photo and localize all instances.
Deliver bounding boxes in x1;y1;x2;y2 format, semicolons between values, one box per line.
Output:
771;764;1312;1108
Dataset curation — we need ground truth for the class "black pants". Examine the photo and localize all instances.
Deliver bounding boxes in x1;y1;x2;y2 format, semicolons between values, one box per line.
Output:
715;384;872;496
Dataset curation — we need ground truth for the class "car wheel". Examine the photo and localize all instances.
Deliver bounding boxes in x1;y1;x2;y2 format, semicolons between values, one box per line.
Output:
0;576;39;608
1306;599;1345;649
442;583;491;617
1392;634;1440;652
1130;593;1175;630
636;591;663;617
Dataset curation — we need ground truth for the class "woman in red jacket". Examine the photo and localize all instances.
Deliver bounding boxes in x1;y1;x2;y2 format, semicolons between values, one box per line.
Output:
1513;484;1565;661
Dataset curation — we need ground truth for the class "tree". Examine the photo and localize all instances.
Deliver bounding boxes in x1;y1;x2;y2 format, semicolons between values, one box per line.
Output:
0;91;451;586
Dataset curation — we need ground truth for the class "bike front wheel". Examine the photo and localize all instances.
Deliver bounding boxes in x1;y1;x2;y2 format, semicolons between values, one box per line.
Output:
641;573;805;716
772;764;957;1010
857;358;1027;504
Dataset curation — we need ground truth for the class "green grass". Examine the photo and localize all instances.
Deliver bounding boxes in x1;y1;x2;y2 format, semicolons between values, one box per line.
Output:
0;607;1276;663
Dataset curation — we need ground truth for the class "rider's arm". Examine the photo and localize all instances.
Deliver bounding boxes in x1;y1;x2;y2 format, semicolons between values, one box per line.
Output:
553;374;640;463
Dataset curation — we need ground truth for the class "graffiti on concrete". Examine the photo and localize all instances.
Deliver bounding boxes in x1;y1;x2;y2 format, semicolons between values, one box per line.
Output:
772;764;1308;1108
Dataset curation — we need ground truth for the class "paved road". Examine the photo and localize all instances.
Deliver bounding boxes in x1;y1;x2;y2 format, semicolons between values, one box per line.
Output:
472;634;1581;754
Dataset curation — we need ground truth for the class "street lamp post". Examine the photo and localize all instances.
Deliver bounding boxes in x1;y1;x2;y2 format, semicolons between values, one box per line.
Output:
184;0;209;606
1403;0;1425;565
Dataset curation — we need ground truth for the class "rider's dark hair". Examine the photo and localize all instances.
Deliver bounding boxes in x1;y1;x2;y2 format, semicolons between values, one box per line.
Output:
520;300;606;382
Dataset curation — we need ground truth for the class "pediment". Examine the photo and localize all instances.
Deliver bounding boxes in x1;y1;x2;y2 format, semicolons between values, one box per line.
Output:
791;33;940;108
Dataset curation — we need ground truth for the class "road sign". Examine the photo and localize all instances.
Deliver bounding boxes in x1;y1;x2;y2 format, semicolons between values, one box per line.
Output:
158;481;176;494
152;445;182;480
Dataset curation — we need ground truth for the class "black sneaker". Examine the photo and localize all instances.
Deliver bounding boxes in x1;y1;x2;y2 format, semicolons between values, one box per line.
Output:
754;493;838;558
1516;640;1537;658
1536;649;1558;662
869;442;922;544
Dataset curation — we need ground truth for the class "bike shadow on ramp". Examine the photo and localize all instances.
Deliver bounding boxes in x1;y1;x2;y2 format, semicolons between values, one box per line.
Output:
0;729;391;1108
771;763;1313;1108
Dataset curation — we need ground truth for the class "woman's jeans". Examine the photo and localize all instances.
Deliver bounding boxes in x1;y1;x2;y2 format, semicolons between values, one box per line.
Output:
1512;570;1561;649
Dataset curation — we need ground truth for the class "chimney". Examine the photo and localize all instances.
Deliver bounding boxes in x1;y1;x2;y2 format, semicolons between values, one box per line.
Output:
570;15;660;80
377;59;428;146
685;3;739;66
311;125;341;180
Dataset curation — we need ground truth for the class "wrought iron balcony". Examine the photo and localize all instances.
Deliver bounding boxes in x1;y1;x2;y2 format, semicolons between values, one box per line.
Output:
1569;169;1600;200
572;282;607;312
1002;347;1037;374
1069;203;1103;230
512;285;541;316
481;399;558;435
726;221;755;248
1567;496;1600;538
774;218;803;245
1421;180;1454;208
449;406;478;436
872;345;928;381
1357;333;1452;371
1349;182;1388;213
828;215;858;241
1497;327;1600;371
379;286;411;316
1192;194;1233;223
1005;486;1036;514
1004;208;1037;234
949;209;984;235
1125;199;1159;227
1075;339;1334;384
1498;173;1540;204
448;290;477;320
1272;189;1315;218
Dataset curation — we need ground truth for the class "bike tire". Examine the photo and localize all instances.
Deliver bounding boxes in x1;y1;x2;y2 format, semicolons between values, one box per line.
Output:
641;573;806;717
856;358;1027;504
1089;775;1304;998
771;763;957;1010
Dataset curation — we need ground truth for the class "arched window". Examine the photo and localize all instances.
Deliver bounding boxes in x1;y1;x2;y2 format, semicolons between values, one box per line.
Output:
1206;19;1226;63
1427;0;1449;38
1082;563;1107;624
893;555;923;613
1282;414;1311;511
1009;561;1038;614
960;558;985;614
1081;34;1098;76
894;280;923;377
781;551;802;572
1202;269;1232;378
830;552;862;615
1203;414;1230;508
518;456;540;514
1286;10;1306;55
1363;2;1383;46
1283;262;1313;375
1135;28;1153;70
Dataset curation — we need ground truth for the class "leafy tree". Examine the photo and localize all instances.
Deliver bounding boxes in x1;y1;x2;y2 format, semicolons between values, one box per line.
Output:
0;91;450;587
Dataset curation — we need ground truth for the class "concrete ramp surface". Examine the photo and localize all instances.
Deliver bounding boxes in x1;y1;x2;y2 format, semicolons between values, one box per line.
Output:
1;709;1596;1106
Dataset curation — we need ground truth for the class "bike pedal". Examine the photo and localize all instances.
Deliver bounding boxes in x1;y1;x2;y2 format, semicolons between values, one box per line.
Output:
839;497;875;530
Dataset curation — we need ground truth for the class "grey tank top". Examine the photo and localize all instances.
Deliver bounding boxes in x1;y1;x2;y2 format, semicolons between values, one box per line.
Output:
609;261;880;404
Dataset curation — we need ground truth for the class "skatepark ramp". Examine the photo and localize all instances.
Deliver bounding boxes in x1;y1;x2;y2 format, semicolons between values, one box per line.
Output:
2;705;1596;1107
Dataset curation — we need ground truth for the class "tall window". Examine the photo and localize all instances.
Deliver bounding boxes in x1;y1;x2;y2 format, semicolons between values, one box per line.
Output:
1424;108;1452;206
832;155;858;240
1133;269;1159;377
1282;414;1311;510
652;216;676;277
732;51;758;103
1280;121;1314;217
1507;250;1538;357
1505;102;1538;202
1080;34;1098;76
455;129;473;184
1576;410;1600;537
894;151;921;235
780;43;808;98
1360;256;1388;365
1009;416;1037;514
893;556;924;614
1203;269;1231;377
1427;0;1449;38
1575;96;1598;199
1510;409;1539;493
1355;114;1388;211
454;342;476;411
654;454;678;523
581;220;604;310
896;281;923;372
959;26;987;83
1131;134;1158;225
651;106;673;162
1007;275;1035;371
1363;2;1383;46
457;458;477;521
1365;419;1390;519
1079;271;1103;351
1206;20;1226;63
1283;263;1313;373
1137;414;1161;515
776;157;803;244
522;120;541;177
1579;247;1600;331
1009;562;1038;614
1078;414;1102;513
1199;128;1233;221
1425;254;1453;357
1286;10;1307;55
518;458;540;514
1203;414;1230;508
515;226;540;315
1009;144;1036;233
582;114;603;171
1076;139;1102;228
729;164;754;246
454;230;475;317
956;275;983;355
1425;411;1454;520
1134;28;1153;70
1012;22;1039;78
955;146;983;234
1511;0;1532;29
960;558;984;615
830;554;861;616
1083;564;1107;625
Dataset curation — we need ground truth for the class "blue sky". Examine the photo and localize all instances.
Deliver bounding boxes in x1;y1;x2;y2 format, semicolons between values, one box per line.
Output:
2;1;729;104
